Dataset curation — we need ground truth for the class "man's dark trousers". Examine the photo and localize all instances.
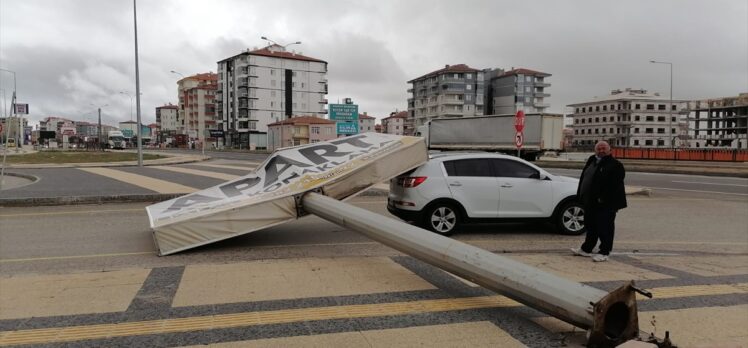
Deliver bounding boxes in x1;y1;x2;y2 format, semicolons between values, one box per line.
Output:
580;205;617;256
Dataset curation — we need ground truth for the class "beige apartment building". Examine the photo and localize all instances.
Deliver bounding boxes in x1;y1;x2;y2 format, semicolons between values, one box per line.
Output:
358;112;376;133
267;115;336;151
568;88;688;149
381;111;408;135
407;64;485;129
176;73;218;146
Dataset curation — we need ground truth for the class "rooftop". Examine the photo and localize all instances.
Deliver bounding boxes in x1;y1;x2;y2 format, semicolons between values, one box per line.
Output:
498;68;551;78
267;115;336;126
408;64;479;83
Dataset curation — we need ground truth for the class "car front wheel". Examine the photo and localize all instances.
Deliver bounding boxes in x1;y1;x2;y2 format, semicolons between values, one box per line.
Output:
422;203;460;236
556;201;586;235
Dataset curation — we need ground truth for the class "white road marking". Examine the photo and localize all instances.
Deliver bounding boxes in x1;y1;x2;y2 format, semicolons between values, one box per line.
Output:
671;180;748;187
649;187;748;196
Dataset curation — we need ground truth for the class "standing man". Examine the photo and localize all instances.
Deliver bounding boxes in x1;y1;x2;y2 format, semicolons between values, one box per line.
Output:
572;141;627;262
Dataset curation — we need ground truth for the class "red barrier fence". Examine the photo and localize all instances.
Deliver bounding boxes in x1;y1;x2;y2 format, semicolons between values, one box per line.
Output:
611;148;748;162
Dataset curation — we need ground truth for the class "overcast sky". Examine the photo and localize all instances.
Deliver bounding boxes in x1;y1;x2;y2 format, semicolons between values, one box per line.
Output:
1;0;746;127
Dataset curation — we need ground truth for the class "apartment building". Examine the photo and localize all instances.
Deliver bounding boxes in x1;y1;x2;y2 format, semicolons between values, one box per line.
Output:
407;64;485;129
267;115;336;150
687;93;748;149
485;68;551;115
358;112;375;133
568;88;688;149
156;104;179;131
217;44;328;149
74;121;99;139
176;73;218;146
381;111;408;135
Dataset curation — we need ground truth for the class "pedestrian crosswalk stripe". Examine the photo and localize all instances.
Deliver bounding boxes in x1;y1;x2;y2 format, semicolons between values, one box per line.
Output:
151;166;238;181
188;163;258;171
0;282;745;346
78;168;196;194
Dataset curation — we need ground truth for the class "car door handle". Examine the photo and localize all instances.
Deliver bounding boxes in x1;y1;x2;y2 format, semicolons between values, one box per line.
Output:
449;182;462;187
501;183;513;188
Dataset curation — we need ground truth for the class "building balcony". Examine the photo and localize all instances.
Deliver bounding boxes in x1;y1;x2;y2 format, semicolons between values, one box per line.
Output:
616;109;632;114
407;88;414;93
534;92;550;97
534;82;551;87
534;103;550;108
615;120;633;126
319;99;328;104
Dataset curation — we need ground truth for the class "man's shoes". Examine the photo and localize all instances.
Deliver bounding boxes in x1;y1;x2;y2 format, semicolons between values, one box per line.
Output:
571;248;593;257
592;254;609;262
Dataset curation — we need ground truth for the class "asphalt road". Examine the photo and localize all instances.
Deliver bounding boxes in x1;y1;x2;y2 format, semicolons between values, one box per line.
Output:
547;168;748;198
1;192;747;346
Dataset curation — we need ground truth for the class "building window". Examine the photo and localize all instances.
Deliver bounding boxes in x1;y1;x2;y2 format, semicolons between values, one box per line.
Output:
595;117;599;123
635;104;641;110
657;128;665;134
646;104;655;110
658;104;666;110
466;84;472;90
671;116;676;122
657;139;665;146
595;106;600;112
311;126;320;134
646;116;654;121
602;117;607;122
645;128;654;134
645;140;653;146
635;115;640;121
634;140;640;145
658;116;666;122
603;105;607;111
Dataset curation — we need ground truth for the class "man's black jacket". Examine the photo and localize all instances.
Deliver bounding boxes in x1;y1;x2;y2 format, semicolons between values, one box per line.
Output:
577;155;627;210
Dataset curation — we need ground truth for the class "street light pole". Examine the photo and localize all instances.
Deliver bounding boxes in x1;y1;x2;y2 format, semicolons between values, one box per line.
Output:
119;91;134;122
0;68;18;190
133;0;143;166
650;60;674;153
89;103;108;151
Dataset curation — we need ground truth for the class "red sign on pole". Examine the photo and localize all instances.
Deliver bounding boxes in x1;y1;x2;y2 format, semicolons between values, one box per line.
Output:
514;110;525;133
515;131;523;148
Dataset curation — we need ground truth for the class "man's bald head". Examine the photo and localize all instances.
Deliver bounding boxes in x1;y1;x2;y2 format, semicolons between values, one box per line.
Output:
595;141;611;157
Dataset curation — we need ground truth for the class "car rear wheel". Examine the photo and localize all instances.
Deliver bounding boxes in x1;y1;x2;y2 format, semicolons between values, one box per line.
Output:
556;201;585;235
422;203;460;236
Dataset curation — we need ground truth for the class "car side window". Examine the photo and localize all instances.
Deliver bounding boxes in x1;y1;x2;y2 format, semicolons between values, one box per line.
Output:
443;159;493;177
492;159;539;178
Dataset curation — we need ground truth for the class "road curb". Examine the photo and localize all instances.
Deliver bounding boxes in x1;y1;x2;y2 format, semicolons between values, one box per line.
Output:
0;193;184;207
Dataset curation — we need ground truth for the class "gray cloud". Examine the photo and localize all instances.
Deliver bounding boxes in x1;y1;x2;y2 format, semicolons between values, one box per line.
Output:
1;0;746;126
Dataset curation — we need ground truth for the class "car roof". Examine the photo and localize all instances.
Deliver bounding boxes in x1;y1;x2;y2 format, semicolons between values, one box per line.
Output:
428;152;517;161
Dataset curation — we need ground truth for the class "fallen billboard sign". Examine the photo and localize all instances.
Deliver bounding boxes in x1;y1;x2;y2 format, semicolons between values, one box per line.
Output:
146;133;428;256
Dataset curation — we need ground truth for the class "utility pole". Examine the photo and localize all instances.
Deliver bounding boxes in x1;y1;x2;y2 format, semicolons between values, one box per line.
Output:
98;107;103;151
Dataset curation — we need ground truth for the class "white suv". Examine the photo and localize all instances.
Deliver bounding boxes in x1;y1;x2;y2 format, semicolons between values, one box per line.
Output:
387;152;584;236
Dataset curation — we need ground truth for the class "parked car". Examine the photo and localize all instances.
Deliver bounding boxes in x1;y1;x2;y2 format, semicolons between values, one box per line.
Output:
387;152;585;236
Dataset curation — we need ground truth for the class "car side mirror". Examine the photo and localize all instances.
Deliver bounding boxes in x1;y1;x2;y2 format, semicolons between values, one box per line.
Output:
530;172;549;180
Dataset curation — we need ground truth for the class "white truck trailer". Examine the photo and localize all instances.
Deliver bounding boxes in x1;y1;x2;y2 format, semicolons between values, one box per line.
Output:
416;113;564;160
106;130;126;150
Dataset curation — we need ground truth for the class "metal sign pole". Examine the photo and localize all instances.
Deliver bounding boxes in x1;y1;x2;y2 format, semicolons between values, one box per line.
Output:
301;192;647;346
